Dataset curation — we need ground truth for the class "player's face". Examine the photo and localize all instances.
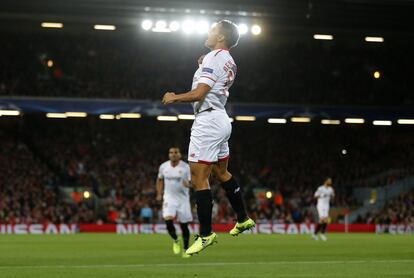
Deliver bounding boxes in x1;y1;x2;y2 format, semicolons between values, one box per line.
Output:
168;148;181;162
325;178;333;186
205;23;221;49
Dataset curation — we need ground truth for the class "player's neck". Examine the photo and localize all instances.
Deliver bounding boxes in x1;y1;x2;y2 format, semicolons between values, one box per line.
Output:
211;44;229;51
170;161;179;167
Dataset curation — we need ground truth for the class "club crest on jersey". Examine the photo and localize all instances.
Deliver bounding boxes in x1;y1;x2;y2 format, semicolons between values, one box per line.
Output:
202;67;214;74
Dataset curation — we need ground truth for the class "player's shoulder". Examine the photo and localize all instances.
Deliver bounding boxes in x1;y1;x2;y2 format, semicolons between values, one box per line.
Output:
159;161;170;168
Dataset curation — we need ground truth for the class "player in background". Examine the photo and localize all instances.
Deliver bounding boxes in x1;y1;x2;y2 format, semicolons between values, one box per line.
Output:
156;147;192;258
312;177;335;241
162;20;255;255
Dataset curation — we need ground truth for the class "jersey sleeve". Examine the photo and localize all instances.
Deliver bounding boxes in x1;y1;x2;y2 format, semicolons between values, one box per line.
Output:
197;53;222;88
314;188;321;197
157;164;164;179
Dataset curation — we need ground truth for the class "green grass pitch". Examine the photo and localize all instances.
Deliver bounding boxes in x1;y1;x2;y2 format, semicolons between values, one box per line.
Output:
0;233;413;277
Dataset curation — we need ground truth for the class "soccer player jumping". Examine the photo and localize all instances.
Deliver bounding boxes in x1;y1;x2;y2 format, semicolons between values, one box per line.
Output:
162;20;255;255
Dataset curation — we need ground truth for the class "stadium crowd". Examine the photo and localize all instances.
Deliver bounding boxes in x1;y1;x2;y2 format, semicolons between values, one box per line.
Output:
1;32;413;106
356;190;414;225
1;118;413;225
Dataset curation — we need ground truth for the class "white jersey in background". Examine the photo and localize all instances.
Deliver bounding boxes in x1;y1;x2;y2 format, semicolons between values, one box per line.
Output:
158;160;191;202
158;160;192;222
191;49;237;115
314;185;335;218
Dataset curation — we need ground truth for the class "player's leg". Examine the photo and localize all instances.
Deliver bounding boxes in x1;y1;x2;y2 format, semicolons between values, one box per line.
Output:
319;209;329;241
185;162;218;255
177;202;193;258
163;202;180;254
191;162;214;237
212;156;255;236
165;217;178;240
314;207;328;241
313;207;323;240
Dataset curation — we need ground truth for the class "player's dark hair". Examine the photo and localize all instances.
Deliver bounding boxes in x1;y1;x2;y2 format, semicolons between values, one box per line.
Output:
169;147;181;152
218;20;240;49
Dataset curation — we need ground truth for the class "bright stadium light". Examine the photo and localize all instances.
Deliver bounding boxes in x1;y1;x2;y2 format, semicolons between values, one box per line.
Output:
99;114;115;120
155;20;167;29
373;71;381;79
47;59;54;67
83;191;91;199
397;119;414;125
291;117;311;123
65;112;87;118
345;118;365;124
196;21;210;34
153;20;170;33
178;114;195;120
321;119;341;125
46;113;67;118
157;116;178;121
267;118;287;124
235;116;256;121
313;34;334;40
0;110;20;116
238;23;248;35
182;20;195;34
119;113;141;119
41;22;63;29
251;25;262;35
266;191;273;199
365;36;384;43
169;21;180;32
141;20;153;31
373;120;392;126
94;24;116;31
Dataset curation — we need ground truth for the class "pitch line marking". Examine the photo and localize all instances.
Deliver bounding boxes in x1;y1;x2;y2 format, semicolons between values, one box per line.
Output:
0;259;413;269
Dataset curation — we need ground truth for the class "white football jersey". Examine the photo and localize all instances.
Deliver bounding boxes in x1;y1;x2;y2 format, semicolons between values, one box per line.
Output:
314;185;335;208
158;160;191;203
191;49;237;114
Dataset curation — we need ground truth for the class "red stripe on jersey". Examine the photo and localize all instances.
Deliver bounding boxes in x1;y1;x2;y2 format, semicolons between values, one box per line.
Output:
199;76;216;82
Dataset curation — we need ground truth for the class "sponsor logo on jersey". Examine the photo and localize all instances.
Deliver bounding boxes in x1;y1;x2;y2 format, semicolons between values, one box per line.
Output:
202;67;214;73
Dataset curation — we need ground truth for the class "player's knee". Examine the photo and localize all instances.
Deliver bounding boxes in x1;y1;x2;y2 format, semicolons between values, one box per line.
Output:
214;170;232;182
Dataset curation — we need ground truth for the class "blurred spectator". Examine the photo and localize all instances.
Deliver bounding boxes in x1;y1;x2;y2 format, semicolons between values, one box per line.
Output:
0;33;413;106
1;117;413;224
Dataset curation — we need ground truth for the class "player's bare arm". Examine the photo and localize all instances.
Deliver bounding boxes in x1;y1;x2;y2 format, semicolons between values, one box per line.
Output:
156;178;164;201
162;83;211;104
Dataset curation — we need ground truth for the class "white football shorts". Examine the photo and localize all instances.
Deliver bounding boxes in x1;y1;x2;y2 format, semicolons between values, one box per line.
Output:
188;110;232;164
162;199;193;223
317;205;330;219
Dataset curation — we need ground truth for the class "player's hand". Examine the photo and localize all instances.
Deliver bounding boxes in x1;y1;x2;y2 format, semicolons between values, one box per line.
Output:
156;195;162;202
162;92;177;105
182;180;191;188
